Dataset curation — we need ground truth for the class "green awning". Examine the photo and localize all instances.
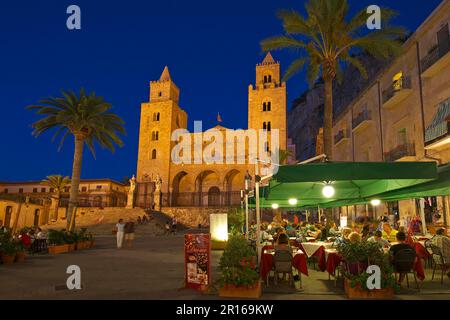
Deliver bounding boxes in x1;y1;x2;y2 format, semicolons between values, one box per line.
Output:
250;161;438;209
373;163;450;200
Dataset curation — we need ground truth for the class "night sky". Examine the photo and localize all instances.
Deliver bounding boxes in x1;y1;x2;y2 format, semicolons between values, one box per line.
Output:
0;0;442;182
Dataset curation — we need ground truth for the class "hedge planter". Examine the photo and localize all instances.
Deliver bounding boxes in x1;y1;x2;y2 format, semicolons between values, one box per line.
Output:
344;278;394;300
48;244;69;254
219;281;262;299
1;254;16;265
89;240;95;248
67;244;76;252
15;251;26;263
76;241;87;250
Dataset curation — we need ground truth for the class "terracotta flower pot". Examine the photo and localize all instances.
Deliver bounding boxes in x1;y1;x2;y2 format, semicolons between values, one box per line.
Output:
219;281;262;299
344;278;394;300
15;251;26;263
48;244;69;254
1;254;16;265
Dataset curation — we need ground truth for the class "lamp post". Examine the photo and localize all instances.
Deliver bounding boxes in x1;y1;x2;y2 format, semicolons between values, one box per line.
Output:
244;171;251;239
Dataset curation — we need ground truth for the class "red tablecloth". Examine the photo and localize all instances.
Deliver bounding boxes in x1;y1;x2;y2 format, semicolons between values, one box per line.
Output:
260;252;308;279
414;257;425;281
325;252;342;275
300;244;326;271
413;242;431;260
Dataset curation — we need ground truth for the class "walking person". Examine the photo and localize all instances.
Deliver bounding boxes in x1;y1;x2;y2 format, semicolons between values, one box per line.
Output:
165;220;171;235
124;219;136;248
172;217;177;235
115;219;125;249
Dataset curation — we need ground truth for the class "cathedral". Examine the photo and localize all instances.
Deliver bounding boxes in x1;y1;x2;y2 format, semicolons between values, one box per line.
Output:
136;53;292;208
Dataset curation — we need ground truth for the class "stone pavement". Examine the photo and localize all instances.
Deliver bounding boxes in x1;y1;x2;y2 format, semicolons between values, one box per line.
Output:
1;233;449;300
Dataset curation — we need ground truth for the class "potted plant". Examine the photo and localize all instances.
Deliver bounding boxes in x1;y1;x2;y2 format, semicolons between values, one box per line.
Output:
14;240;26;262
0;240;17;264
87;231;95;248
47;229;69;254
338;241;397;299
218;234;261;298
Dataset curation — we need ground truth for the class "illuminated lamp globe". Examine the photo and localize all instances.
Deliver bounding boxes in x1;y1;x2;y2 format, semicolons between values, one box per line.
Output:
288;198;298;206
371;199;381;206
322;185;335;198
271;203;279;209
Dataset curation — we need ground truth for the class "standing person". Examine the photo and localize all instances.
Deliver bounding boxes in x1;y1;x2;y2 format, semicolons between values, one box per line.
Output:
165;221;171;235
172;217;177;234
124;219;135;248
115;219;125;249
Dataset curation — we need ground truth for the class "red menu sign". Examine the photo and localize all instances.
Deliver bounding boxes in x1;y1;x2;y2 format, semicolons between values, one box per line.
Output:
184;233;211;291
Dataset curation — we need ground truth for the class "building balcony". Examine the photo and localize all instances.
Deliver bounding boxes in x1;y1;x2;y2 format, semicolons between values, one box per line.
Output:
425;98;450;151
352;110;373;133
421;41;450;77
382;76;412;109
384;143;416;162
334;129;350;146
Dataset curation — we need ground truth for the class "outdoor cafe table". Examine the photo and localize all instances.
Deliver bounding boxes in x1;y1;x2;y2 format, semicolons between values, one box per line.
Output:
260;246;308;280
298;241;334;272
323;248;342;275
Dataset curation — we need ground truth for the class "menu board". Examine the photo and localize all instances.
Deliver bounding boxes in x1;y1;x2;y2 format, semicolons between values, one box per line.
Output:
184;233;211;291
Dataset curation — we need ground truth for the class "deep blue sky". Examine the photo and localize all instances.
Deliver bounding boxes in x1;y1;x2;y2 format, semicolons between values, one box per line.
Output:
0;0;442;182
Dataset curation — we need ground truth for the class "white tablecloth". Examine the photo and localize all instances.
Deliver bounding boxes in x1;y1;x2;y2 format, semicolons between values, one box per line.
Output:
301;242;333;258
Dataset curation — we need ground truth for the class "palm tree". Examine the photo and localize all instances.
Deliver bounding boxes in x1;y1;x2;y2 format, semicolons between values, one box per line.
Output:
28;89;125;231
261;0;406;160
41;175;71;221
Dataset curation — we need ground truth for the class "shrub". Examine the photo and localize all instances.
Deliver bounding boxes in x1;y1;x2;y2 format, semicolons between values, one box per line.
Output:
219;234;259;287
47;229;66;246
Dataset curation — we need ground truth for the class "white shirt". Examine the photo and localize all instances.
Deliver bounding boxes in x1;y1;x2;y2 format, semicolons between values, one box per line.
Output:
116;223;125;232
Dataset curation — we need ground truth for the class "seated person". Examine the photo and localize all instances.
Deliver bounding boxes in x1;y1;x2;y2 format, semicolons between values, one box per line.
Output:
361;224;371;241
430;228;450;271
35;228;46;240
20;232;32;249
334;227;352;247
389;231;416;284
307;224;322;239
259;225;271;243
382;222;398;242
328;222;340;236
368;230;390;248
348;232;362;244
275;233;291;251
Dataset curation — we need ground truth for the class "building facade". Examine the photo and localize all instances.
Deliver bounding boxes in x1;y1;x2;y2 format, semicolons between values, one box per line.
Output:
330;0;450;224
136;53;291;207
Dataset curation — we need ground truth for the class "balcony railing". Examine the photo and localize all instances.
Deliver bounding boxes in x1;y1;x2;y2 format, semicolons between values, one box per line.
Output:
352;110;371;130
384;143;416;162
382;76;412;105
421;40;450;74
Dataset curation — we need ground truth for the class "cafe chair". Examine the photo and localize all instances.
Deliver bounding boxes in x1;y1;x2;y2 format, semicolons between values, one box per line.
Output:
273;249;293;286
393;248;419;290
428;244;450;285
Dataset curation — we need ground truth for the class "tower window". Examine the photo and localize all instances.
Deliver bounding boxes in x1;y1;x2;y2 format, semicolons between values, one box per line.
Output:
263;122;267;130
268;75;272;83
267;122;271;132
158;91;162;97
151;149;157;159
263;76;268;84
267;102;271;111
152;131;159;141
263;102;267;112
156;113;160;121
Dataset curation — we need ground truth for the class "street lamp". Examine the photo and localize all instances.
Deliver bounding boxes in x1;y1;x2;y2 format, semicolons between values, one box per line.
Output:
370;199;381;220
288;198;298;206
244;170;252;239
271;203;279;209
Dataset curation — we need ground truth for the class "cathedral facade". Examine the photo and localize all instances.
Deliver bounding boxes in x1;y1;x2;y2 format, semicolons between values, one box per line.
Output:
136;53;289;207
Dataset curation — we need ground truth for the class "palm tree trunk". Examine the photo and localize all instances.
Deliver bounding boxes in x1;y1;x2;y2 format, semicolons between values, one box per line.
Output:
53;193;60;221
323;77;333;161
12;202;23;234
67;135;84;231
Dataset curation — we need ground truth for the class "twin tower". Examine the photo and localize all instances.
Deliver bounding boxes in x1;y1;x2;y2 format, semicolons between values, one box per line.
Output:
136;53;287;204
